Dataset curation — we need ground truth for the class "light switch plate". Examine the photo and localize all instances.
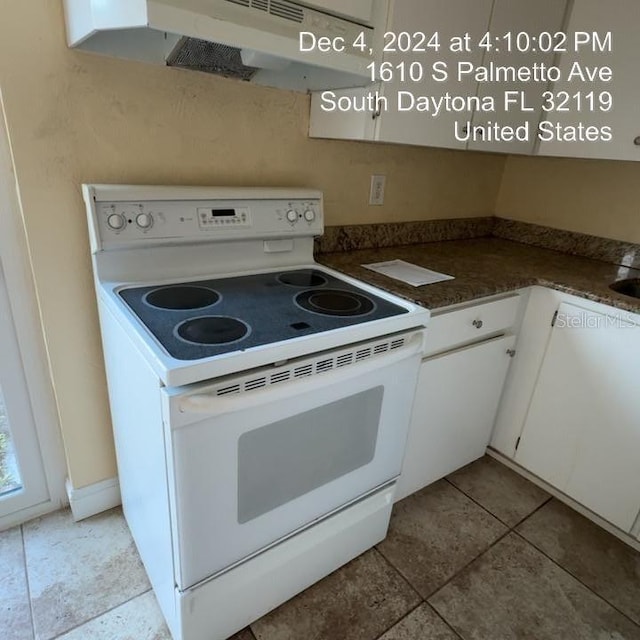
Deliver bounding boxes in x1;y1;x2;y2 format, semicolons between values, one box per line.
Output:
369;175;386;206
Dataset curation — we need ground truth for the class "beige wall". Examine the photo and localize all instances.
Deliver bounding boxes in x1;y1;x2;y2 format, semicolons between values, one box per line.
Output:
0;1;505;488
496;155;640;244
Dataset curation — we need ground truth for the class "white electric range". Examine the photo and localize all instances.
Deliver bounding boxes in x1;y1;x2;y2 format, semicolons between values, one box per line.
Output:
85;185;429;640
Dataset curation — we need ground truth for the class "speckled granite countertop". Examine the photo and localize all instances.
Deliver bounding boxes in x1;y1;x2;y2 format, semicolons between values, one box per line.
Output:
317;237;640;314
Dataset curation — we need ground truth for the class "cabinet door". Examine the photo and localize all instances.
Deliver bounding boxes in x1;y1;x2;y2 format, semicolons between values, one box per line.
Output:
396;334;516;501
309;85;380;141
375;0;492;149
516;303;640;532
468;0;568;155
538;0;640;161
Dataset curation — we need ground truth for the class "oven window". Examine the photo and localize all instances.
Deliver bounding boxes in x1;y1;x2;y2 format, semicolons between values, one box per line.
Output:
237;386;383;524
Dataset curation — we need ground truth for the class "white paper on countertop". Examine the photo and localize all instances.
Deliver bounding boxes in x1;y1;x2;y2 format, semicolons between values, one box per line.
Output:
362;259;455;287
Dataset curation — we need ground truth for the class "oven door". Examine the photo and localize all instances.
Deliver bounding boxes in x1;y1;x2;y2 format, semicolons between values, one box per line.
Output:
162;331;424;590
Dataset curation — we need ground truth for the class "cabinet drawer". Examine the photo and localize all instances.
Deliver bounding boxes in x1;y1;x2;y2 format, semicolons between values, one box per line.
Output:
425;295;520;356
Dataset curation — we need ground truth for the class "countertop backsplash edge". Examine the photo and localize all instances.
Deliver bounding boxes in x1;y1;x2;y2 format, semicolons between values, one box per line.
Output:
315;216;495;255
316;216;640;271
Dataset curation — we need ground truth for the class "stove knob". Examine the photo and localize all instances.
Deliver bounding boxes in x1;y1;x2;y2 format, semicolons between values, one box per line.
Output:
303;209;315;222
286;209;298;223
107;213;126;231
136;212;153;229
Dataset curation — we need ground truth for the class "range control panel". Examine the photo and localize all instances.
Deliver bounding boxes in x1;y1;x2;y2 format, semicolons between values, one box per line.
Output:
93;197;323;250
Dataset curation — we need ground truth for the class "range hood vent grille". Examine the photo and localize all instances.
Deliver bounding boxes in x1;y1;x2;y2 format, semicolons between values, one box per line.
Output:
166;38;259;81
225;0;304;23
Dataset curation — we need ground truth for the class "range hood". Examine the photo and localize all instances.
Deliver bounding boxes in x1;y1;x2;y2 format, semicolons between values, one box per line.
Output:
63;0;384;91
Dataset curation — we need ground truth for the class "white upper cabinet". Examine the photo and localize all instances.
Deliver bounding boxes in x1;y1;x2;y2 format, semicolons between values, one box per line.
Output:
515;302;640;533
468;0;568;155
310;0;493;147
538;0;640;161
310;0;569;153
374;0;492;149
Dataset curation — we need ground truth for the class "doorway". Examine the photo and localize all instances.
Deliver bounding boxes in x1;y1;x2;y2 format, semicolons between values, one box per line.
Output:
0;89;66;528
0;258;50;517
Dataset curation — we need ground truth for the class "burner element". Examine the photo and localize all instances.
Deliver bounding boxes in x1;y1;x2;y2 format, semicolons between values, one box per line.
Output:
277;270;328;288
296;289;375;317
175;316;249;345
145;286;220;310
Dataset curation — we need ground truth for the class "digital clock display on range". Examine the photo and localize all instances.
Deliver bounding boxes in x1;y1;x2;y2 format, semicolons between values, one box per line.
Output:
197;206;249;228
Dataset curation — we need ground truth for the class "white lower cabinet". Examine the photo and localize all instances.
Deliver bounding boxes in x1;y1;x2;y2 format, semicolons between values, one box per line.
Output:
514;301;640;532
400;287;640;539
396;333;516;501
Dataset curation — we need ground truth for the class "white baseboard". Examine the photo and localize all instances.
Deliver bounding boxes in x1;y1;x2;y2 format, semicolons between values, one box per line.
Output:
66;476;121;521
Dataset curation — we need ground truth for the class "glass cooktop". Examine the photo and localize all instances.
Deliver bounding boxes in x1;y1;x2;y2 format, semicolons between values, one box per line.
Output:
118;269;408;361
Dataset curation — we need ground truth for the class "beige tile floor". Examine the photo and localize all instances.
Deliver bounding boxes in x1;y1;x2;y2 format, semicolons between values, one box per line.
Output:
3;456;640;640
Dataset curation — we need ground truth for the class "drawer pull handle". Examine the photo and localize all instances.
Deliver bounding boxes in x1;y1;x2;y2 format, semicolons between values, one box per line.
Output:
506;349;517;358
472;319;484;329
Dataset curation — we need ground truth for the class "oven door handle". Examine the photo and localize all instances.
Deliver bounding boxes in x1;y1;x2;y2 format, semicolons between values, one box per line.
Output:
176;332;424;417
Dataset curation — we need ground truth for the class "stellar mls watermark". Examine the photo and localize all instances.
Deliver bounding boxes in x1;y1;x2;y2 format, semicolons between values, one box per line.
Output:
555;312;638;329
